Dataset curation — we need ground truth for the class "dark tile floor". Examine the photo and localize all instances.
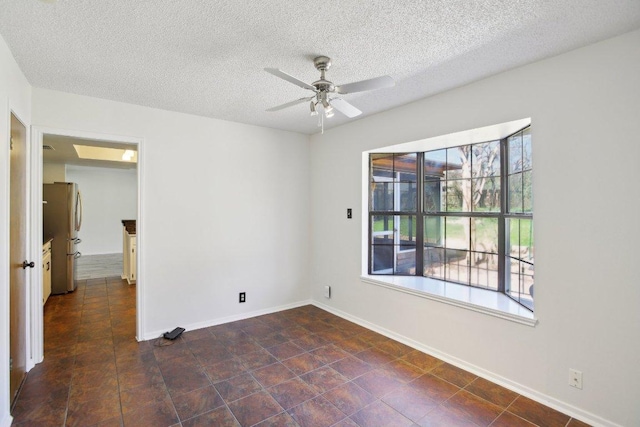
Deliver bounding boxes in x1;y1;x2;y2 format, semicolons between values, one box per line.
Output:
11;277;590;426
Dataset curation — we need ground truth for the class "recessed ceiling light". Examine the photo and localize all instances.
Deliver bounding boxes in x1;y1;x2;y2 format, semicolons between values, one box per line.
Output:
122;150;135;161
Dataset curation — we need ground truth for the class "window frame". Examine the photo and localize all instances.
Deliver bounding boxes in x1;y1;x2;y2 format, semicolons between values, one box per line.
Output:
368;125;533;311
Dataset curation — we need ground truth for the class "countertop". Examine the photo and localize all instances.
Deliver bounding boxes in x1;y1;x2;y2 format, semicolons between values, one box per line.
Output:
122;219;136;235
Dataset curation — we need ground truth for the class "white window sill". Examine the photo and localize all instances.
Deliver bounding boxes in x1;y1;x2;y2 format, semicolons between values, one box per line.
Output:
360;275;537;327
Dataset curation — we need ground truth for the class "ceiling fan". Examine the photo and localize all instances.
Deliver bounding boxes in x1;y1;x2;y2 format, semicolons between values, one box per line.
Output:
265;56;395;121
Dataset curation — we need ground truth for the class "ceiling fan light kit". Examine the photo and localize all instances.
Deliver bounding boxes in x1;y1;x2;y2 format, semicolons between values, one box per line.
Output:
265;55;395;132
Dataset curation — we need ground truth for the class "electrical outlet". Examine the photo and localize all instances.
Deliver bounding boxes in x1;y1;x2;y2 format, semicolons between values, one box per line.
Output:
324;285;331;299
239;292;246;303
569;368;583;389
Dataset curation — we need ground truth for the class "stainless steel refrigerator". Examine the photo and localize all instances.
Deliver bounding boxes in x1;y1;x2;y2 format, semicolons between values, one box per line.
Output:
43;182;83;294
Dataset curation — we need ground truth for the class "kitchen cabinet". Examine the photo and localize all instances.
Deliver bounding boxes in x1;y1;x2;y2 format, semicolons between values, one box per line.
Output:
42;239;52;304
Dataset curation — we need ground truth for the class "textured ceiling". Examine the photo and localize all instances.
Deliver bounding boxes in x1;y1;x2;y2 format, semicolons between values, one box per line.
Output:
1;1;639;135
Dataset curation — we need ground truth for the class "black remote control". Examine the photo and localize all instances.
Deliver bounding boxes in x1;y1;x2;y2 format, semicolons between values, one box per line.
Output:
163;327;185;340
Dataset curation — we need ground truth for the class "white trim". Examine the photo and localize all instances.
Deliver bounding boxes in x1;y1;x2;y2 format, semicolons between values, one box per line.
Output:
28;127;43;368
0;413;13;427
367;118;532;154
135;135;145;341
312;300;619;427
361;275;536;326
1;100;12;427
140;299;312;341
29;126;145;360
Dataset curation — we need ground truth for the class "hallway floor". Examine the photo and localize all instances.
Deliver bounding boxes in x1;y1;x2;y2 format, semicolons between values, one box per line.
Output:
76;254;123;280
11;278;589;426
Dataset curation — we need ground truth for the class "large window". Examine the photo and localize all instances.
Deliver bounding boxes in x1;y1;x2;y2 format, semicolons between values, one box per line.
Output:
369;126;533;310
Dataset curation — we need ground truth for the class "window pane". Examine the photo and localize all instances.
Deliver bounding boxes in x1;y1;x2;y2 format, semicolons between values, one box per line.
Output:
520;260;534;310
508;172;523;213
507;259;534;310
445;249;469;284
424;216;443;246
508;218;519;257
523;170;533;213
424;150;447;178
371;154;394;181
424;179;441;212
508;218;534;261
506;217;534;310
398;215;417;247
471;217;498;254
399;182;417;211
446;180;468;212
508;132;523;174
522;127;532;171
371;182;393;211
371;245;393;274
472;177;500;212
424;247;445;279
519;219;534;262
445;147;466;180
507;256;521;295
395;249;416;274
469;253;498;290
395;153;417;181
372;215;394;245
472;141;500;178
445;217;469;250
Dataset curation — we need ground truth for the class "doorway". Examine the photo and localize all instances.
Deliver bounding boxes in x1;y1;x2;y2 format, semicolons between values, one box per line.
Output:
9;112;29;407
30;127;144;365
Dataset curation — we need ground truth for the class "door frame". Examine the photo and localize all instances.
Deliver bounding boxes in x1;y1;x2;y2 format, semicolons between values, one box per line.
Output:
29;126;145;366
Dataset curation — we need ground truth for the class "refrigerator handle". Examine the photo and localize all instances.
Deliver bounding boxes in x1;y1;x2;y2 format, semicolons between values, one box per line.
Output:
76;190;83;231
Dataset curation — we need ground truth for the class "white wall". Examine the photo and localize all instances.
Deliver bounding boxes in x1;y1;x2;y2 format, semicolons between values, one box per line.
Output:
31;89;311;339
42;163;65;183
309;29;640;427
0;34;32;427
65;165;137;255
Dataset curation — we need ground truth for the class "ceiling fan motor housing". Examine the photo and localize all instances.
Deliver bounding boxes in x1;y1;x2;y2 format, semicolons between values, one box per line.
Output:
313;56;335;92
313;56;332;71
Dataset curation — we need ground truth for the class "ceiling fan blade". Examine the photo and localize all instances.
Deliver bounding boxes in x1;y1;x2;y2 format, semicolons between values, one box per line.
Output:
330;98;362;118
264;68;317;91
266;97;314;112
335;75;395;94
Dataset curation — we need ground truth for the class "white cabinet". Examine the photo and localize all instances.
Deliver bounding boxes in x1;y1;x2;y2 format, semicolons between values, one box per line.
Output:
122;220;136;284
129;237;136;283
42;239;52;305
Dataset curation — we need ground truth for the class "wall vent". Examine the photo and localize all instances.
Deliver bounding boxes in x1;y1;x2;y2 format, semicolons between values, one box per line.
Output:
42;145;55;150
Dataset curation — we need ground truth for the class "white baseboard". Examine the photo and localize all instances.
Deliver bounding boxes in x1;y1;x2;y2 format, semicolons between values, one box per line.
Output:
312;300;620;427
141;299;313;341
0;412;13;427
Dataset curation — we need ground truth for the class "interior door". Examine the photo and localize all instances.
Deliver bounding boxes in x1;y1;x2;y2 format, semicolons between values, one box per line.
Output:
9;112;28;405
